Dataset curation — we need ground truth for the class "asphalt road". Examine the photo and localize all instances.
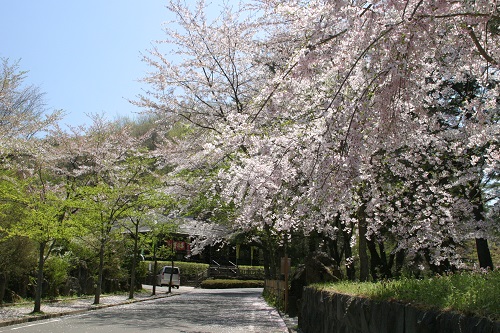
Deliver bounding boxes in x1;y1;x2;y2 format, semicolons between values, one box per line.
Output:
0;288;288;333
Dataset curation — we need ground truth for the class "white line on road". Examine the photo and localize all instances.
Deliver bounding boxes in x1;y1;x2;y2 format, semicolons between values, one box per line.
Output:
6;319;61;331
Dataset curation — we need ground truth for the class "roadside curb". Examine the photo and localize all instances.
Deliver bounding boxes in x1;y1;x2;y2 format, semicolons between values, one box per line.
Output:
277;311;300;333
0;293;175;328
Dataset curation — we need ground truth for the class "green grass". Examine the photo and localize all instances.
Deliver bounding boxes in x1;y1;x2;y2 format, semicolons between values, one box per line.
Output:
317;270;500;321
200;279;264;289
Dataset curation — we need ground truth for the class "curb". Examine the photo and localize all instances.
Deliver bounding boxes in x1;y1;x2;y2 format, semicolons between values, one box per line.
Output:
0;293;174;328
277;311;300;333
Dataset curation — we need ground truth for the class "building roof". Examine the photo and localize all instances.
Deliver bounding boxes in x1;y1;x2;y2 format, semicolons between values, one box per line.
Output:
136;212;230;239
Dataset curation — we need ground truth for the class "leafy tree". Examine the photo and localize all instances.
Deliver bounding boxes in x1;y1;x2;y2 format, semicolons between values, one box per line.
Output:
137;213;178;296
0;171;37;303
119;179;176;299
1;159;82;312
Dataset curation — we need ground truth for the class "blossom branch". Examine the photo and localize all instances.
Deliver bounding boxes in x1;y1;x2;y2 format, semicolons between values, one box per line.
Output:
467;25;498;65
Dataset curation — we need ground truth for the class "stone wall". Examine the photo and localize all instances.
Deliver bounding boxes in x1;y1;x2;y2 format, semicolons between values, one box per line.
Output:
299;287;500;333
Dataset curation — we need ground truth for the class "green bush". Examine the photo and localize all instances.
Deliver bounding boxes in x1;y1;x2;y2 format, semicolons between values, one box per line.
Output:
238;265;265;278
146;261;209;276
239;265;264;271
44;254;71;298
200;279;264;289
318;270;500;321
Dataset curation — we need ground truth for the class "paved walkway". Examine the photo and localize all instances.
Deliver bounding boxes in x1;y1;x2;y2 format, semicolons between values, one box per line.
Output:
0;286;298;332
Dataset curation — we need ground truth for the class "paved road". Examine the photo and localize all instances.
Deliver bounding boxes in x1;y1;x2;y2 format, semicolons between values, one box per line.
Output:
0;288;288;333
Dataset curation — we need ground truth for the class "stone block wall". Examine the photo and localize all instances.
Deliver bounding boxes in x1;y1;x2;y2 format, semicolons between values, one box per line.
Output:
299;287;500;333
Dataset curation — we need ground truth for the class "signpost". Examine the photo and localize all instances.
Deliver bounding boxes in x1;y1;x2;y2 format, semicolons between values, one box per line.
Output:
281;255;291;313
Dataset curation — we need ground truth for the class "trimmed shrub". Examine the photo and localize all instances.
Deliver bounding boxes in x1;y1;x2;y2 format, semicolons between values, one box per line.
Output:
200;279;264;289
145;261;209;275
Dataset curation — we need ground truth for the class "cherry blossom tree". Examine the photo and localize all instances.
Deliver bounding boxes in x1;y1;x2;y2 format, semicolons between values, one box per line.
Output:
0;58;62;148
57;116;153;304
139;0;499;276
0;59;72;310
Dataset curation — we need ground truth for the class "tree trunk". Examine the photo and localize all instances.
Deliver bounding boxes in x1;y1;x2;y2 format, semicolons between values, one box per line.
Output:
129;223;139;299
367;239;383;281
262;225;277;279
378;241;392;278
0;272;7;304
395;248;405;275
327;215;342;265
152;240;158;296
308;231;319;253
168;239;174;293
357;204;369;282
94;241;105;305
33;242;46;313
262;245;271;279
470;184;494;270
476;238;494;270
342;227;355;280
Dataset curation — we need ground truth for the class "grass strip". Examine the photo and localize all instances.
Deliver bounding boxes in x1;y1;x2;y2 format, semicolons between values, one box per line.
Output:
317;270;499;321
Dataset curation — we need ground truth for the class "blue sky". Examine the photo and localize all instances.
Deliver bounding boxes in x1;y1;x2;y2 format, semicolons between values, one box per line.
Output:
0;0;171;128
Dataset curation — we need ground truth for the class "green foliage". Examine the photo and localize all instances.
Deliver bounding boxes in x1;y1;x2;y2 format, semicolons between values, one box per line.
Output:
185;190;236;225
239;265;264;272
150;261;208;276
136;261;150;281
318;270;500;321
0;172;38;289
44;253;72;298
262;288;284;312
237;265;265;279
166;121;194;139
2;171;81;246
200;279;264;289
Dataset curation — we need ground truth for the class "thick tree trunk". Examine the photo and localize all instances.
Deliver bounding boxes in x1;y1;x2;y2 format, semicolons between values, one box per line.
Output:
262;225;277;279
470;185;494;270
378;242;392;278
33;242;45;313
367;239;383;281
476;238;494;270
308;231;319;253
